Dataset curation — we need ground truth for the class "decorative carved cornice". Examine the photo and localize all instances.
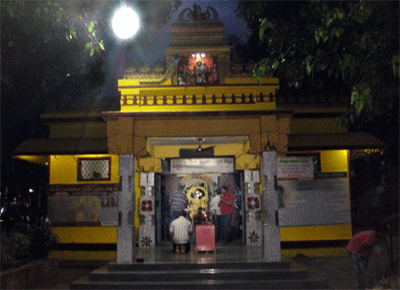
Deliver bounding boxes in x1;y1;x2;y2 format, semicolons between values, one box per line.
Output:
121;93;275;107
171;26;224;33
123;61;166;78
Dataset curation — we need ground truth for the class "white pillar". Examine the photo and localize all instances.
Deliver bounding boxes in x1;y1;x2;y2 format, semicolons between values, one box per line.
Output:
138;172;156;248
261;151;281;261
117;154;136;264
244;170;262;245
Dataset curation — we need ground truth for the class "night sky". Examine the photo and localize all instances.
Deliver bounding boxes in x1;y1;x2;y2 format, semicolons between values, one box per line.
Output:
124;1;251;65
103;1;251;100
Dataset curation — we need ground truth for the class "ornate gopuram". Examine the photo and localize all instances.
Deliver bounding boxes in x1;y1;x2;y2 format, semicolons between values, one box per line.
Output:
104;5;285;262
13;4;383;264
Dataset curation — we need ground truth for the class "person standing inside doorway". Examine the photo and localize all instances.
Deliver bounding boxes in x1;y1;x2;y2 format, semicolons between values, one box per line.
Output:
169;185;189;222
209;190;221;241
219;185;235;244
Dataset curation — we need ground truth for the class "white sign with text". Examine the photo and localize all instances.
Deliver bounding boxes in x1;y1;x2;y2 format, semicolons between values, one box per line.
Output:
278;156;314;179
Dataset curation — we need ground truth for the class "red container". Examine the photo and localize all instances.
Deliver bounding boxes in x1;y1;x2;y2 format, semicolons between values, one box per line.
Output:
196;225;215;253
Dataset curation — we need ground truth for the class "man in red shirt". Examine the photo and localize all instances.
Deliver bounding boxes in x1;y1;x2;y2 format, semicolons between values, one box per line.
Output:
346;230;377;290
219;186;235;243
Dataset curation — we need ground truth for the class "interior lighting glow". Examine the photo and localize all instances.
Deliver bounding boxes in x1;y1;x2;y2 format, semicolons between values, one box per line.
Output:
112;7;140;39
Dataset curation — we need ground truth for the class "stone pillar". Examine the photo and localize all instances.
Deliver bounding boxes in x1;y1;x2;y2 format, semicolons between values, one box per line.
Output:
138;172;156;248
117;154;136;264
261;151;281;261
244;170;262;245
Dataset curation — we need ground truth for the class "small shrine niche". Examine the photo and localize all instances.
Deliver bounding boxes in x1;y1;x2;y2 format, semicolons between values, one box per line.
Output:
177;53;219;86
165;4;231;85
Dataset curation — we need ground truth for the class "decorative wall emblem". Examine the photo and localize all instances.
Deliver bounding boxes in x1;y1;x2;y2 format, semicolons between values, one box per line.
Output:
246;196;260;210
248;230;260;244
140;199;153;212
140;236;153;247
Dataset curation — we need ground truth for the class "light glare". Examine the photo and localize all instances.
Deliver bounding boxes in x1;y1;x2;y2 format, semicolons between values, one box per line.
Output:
112;7;140;39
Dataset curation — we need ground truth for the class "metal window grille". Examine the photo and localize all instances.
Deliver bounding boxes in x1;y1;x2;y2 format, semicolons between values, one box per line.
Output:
77;157;111;181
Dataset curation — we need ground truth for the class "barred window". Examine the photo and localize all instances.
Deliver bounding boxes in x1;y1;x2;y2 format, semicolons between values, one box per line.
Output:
77;157;111;181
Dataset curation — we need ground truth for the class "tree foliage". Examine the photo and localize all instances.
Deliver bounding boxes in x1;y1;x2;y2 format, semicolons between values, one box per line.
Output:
237;0;399;125
1;1;181;189
1;1;181;139
2;1;182;112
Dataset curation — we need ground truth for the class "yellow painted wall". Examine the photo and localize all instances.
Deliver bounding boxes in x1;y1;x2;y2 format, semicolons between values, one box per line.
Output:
320;150;349;172
280;224;352;241
52;227;117;243
49;154;119;184
49;227;117;261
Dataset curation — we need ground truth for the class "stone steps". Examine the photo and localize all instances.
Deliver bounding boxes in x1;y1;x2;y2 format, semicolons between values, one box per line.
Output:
107;261;291;271
70;261;329;289
71;276;328;289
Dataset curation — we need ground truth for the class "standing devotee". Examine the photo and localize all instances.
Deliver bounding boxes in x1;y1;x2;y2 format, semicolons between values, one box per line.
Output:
219;185;235;243
169;185;189;222
209;190;222;240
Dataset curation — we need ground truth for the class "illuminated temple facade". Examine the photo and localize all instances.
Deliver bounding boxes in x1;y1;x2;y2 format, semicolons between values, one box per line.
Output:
14;5;382;261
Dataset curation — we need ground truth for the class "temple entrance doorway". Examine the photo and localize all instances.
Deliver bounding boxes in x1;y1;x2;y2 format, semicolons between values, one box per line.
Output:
155;160;244;245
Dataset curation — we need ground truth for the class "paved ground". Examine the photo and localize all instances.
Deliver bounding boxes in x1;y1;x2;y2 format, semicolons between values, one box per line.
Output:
32;266;94;290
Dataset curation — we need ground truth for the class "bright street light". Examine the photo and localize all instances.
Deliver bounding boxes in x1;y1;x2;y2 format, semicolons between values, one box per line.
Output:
112;6;140;39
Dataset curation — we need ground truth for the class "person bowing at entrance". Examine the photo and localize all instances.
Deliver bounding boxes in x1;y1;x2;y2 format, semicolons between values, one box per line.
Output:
219;185;235;244
170;210;193;254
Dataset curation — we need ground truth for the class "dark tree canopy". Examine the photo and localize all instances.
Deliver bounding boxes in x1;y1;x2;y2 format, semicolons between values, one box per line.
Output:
1;1;182;189
1;0;181;139
236;0;399;126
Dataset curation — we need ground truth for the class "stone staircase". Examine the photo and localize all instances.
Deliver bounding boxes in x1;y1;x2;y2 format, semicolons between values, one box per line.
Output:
70;261;329;289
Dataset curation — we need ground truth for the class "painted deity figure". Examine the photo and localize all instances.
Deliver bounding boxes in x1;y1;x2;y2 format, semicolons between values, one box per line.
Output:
195;61;208;85
183;180;209;219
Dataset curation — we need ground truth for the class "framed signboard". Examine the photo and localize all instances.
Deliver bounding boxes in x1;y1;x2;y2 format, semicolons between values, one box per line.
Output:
277;156;314;179
277;172;351;227
170;157;234;174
